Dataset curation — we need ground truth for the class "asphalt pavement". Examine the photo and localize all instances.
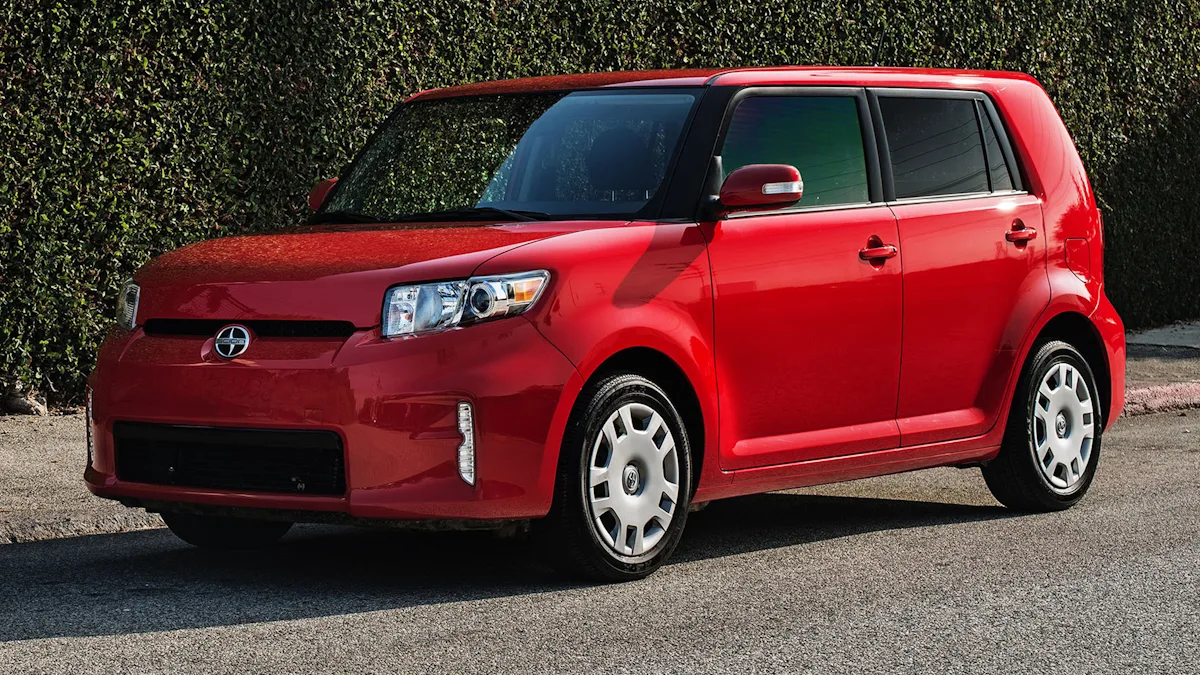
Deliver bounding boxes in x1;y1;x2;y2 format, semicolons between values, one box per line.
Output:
1;411;1196;673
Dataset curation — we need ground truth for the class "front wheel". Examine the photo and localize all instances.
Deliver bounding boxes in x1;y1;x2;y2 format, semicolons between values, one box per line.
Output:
541;372;693;582
982;340;1103;511
162;512;293;550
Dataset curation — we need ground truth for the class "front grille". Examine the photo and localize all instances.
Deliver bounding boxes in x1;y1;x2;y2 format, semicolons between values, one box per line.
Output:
142;319;357;338
114;422;346;496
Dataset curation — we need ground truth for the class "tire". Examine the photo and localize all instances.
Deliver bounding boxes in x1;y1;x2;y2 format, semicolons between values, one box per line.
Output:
540;372;693;582
982;340;1103;512
162;512;292;550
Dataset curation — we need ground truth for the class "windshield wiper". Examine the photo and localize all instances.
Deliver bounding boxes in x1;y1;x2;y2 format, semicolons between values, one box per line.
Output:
309;210;381;225
309;208;384;224
396;206;551;222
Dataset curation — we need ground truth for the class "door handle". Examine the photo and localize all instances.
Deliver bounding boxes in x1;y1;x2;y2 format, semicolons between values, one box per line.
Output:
859;244;898;261
1005;221;1038;243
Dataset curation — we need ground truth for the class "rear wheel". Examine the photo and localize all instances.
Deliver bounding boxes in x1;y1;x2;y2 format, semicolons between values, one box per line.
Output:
542;372;693;582
983;340;1103;511
162;512;292;550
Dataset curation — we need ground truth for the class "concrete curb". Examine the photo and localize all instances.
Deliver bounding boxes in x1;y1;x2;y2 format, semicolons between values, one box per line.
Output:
1127;322;1200;350
1124;320;1200;416
1;513;162;545
1124;382;1200;417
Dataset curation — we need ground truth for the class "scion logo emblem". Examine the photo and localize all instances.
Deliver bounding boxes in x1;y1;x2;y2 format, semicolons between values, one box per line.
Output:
214;325;251;359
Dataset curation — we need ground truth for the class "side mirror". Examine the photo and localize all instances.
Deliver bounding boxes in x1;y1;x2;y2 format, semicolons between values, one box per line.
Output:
308;177;339;211
717;164;803;215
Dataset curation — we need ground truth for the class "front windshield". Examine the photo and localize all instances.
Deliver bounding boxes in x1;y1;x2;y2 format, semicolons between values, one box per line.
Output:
320;89;700;222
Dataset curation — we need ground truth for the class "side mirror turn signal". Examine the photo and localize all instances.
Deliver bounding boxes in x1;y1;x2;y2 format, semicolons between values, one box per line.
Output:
715;164;803;216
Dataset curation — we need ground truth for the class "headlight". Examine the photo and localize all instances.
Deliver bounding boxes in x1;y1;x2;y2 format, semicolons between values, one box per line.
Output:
382;270;549;338
115;279;140;330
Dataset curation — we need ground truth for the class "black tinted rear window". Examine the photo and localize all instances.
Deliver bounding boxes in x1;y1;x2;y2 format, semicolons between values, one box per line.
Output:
879;97;988;198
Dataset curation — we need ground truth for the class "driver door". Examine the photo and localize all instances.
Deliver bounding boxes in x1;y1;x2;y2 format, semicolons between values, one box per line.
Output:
707;89;904;470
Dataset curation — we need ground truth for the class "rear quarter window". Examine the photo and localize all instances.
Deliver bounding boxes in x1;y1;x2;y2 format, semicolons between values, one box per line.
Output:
978;104;1016;191
879;97;989;199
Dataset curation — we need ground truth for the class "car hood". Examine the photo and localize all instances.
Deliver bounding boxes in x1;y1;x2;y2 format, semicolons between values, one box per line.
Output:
133;221;602;328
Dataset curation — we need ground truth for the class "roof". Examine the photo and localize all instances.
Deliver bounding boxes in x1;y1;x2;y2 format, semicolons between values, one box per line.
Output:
408;67;1039;101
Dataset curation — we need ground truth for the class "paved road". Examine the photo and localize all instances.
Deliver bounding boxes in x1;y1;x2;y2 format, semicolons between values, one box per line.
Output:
1;412;1197;673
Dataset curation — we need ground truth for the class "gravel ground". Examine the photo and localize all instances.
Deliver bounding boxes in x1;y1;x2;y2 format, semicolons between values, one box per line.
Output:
0;414;160;544
0;411;1196;673
3;342;1197;545
1125;344;1200;389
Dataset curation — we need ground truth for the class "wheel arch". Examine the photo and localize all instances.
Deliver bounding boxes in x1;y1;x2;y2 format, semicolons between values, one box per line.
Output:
579;347;707;494
1031;311;1112;427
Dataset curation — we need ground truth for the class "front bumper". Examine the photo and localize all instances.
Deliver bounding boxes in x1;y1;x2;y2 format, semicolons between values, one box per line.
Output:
86;318;581;521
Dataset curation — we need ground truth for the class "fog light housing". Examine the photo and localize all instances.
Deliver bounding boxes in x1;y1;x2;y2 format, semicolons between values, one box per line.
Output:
85;386;94;467
457;401;476;486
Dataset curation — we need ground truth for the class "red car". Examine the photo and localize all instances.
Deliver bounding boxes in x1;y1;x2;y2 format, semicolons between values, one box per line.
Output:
87;67;1126;581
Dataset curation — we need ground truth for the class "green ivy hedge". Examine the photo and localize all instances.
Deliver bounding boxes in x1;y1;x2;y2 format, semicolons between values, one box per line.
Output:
2;0;1198;404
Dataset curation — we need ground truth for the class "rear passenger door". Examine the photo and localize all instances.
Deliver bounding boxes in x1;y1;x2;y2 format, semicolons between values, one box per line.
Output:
871;90;1049;447
707;89;904;470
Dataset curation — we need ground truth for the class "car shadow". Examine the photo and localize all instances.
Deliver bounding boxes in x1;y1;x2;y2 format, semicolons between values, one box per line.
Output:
673;492;1010;563
0;492;1010;642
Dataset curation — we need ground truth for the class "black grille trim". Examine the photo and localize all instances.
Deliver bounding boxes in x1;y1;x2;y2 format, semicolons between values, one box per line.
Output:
114;422;346;496
143;319;357;338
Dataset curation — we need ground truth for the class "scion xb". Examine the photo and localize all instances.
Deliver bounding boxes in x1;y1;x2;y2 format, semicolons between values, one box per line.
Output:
87;67;1126;581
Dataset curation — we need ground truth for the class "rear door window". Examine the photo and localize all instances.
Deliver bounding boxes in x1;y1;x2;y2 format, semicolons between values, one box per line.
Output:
720;95;869;208
878;97;989;198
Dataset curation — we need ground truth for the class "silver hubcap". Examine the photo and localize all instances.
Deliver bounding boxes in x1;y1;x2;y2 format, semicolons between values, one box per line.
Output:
587;402;680;558
1032;362;1095;493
